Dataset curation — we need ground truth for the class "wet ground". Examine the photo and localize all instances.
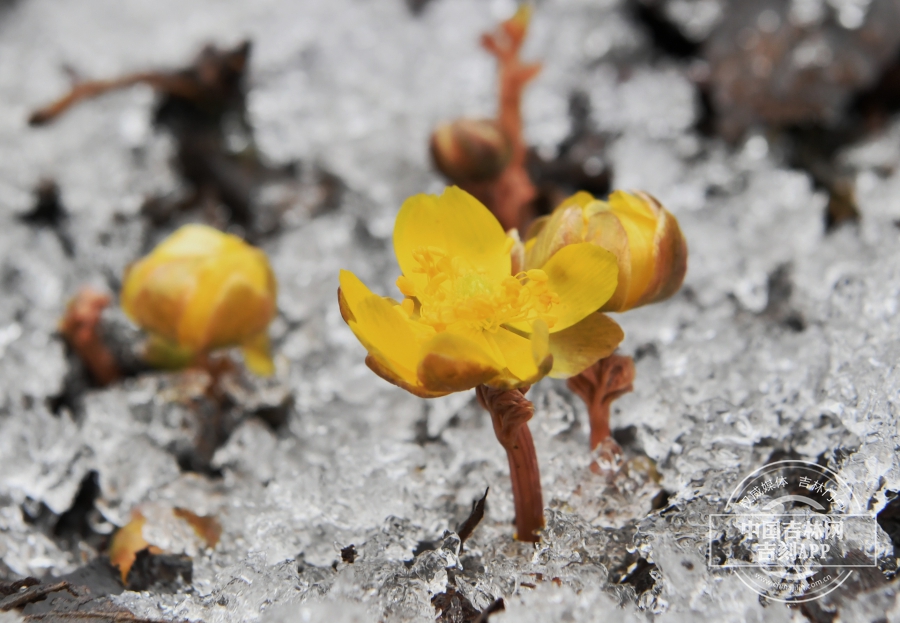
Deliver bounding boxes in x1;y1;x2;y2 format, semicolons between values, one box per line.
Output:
3;0;900;621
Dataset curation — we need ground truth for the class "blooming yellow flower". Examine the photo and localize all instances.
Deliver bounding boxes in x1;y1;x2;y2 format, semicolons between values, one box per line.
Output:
338;187;624;397
121;224;277;375
525;190;687;313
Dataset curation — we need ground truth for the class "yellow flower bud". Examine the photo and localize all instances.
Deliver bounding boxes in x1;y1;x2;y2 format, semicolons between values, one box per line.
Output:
430;118;512;184
504;4;533;41
525;190;687;312
121;224;277;375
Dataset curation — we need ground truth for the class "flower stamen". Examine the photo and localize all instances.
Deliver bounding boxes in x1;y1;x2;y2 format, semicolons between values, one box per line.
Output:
395;246;559;333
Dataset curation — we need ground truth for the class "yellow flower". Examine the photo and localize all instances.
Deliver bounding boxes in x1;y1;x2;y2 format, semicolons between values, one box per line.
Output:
525;190;687;313
338;186;624;398
121;224;277;375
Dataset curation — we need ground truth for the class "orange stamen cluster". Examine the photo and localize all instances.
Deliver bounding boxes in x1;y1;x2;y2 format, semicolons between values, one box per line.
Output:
397;246;558;333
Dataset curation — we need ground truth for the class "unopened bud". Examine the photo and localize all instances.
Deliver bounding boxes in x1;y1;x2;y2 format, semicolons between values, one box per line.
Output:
504;4;532;41
120;224;277;375
430;118;512;184
525;190;687;312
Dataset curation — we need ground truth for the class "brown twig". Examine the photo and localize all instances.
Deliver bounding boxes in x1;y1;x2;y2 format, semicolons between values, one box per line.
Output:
476;385;543;542
0;577;40;597
567;354;635;471
59;287;122;386
0;581;76;611
28;42;250;127
29;73;198;126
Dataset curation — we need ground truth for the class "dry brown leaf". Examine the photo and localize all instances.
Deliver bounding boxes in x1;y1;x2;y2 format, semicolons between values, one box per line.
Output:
172;508;222;548
108;511;162;583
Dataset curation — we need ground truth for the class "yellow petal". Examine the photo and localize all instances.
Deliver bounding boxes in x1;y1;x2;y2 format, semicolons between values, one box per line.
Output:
150;224;237;258
393;187;510;291
555;191;595;211
242;331;274;376
179;253;276;351
524;214;549;243
417;331;502;393
530;318;550;368
365;353;448;398
491;327;539;382
540;243;618;333
547;313;624;378
608;191;659;310
584;210;632;313
339;268;373;313
121;225;278;372
338;270;423;385
508;229;526;276
121;258;201;342
634;193;688;308
525;205;585;270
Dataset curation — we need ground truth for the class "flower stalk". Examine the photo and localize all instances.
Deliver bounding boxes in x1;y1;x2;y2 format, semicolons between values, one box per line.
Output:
430;7;540;232
59;287;122;386
566;354;635;471
478;7;540;232
525;190;687;469
338;186;625;540
476;384;543;542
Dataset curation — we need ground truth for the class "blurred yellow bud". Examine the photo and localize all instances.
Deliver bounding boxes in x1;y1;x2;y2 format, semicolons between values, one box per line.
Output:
430;118;512;184
526;190;687;312
121;224;277;375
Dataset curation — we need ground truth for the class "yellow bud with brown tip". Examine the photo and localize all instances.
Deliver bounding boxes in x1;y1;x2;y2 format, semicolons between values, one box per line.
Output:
120;224;277;375
430;118;512;184
525;190;687;313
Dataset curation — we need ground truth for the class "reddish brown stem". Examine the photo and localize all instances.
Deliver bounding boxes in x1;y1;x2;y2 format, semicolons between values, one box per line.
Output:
503;423;543;541
29;73;198;126
29;41;251;127
58;287;121;386
567;355;635;468
477;12;541;232
481;13;540;170
462;165;536;233
476;385;544;542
